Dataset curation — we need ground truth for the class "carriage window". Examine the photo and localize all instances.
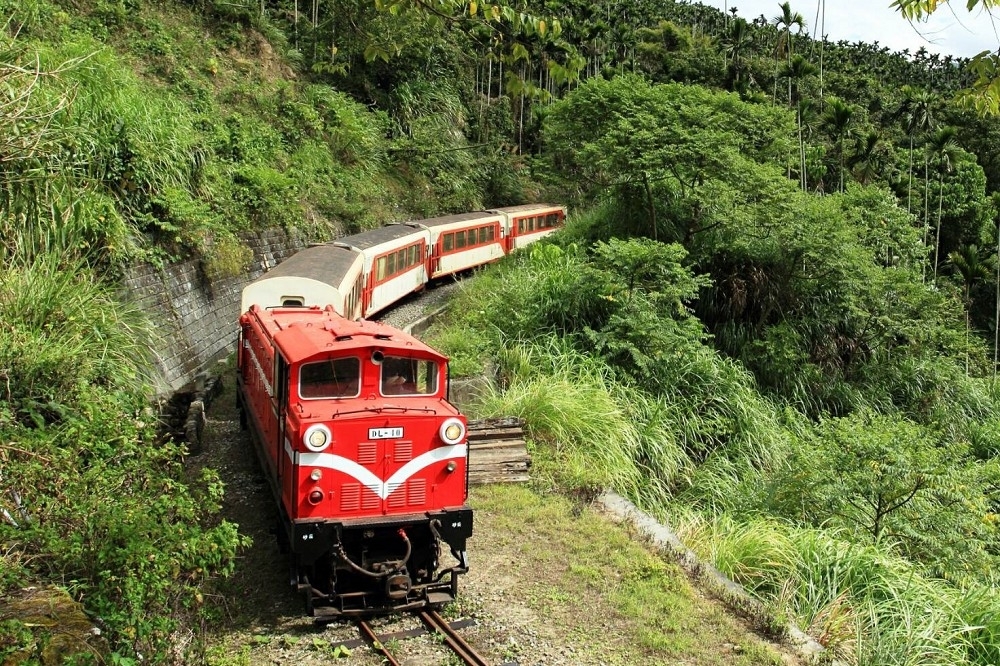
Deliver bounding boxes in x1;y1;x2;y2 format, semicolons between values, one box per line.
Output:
300;357;361;399
487;225;495;241
518;219;525;234
456;231;467;249
380;356;438;396
375;257;387;281
387;252;397;275
443;234;454;251
408;245;418;265
397;249;406;270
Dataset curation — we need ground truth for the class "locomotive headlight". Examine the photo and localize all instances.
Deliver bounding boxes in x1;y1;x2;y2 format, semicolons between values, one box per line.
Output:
439;418;465;445
303;424;332;452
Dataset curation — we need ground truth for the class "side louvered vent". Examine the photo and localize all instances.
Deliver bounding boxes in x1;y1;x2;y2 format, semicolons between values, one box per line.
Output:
387;481;405;508
363;483;381;510
394;441;412;462
408;479;426;506
340;483;360;511
358;442;377;465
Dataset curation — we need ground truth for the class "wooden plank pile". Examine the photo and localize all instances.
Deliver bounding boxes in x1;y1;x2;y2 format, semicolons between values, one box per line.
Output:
466;417;530;485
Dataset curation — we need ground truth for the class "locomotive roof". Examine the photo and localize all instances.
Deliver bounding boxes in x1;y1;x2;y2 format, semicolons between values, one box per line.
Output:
405;211;500;228
252;243;361;282
252;305;446;365
336;223;423;250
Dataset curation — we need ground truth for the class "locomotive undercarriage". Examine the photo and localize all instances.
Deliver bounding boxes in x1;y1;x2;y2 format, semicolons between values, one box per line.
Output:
287;509;473;618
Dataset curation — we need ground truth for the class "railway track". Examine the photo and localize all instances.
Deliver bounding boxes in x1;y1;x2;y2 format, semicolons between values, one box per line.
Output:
355;610;495;666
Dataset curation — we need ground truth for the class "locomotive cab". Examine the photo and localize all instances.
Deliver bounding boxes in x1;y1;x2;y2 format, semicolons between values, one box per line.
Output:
237;305;473;617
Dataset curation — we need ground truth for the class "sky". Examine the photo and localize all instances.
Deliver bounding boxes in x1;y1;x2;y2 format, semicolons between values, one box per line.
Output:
702;0;1000;58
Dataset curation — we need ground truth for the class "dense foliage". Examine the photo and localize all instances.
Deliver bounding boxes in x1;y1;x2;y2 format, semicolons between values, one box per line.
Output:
427;64;1000;666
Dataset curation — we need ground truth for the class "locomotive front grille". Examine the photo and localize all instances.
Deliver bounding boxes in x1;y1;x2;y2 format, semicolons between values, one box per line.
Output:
387;481;405;508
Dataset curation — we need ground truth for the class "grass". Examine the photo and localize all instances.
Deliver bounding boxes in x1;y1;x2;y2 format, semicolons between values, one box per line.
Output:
471;484;789;665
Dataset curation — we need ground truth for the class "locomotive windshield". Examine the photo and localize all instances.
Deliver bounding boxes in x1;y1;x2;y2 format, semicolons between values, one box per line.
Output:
300;357;360;398
380;356;438;396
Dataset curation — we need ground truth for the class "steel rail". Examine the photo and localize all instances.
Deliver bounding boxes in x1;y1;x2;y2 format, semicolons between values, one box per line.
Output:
418;609;491;666
356;619;402;666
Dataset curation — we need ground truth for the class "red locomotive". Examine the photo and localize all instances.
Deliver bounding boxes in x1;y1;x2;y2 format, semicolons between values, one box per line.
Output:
237;304;472;616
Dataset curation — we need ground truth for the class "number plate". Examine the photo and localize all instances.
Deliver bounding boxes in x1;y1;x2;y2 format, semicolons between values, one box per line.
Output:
369;427;403;440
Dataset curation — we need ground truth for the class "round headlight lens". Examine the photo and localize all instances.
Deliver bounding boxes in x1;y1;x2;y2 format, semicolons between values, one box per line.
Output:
439;418;465;445
303;424;331;452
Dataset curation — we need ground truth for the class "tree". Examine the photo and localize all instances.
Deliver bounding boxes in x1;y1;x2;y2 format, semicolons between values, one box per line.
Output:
823;97;854;192
894;86;936;215
775;411;1000;577
781;55;817;189
848;131;890;186
927;126;961;282
722;17;752;93
540;75;795;242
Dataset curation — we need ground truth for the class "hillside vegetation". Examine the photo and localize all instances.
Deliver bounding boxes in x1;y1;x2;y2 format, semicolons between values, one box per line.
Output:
1;0;1000;663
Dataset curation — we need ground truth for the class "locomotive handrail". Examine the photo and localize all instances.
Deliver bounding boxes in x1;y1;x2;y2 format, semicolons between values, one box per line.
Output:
327;405;438;417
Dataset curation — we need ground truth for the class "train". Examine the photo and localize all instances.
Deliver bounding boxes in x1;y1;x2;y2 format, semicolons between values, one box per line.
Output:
235;204;565;617
240;204;566;315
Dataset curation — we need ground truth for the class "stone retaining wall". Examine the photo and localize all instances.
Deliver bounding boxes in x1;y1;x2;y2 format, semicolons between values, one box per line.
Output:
123;229;307;395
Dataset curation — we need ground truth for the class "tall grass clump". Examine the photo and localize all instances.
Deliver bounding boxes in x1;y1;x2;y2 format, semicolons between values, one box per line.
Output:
670;511;1000;665
474;338;649;496
0;255;154;423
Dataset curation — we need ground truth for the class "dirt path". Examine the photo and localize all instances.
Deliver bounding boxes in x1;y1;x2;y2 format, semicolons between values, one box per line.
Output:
195;375;806;666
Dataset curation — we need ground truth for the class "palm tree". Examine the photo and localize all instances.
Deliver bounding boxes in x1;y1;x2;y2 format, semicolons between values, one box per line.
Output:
771;2;806;105
895;86;936;216
993;193;1000;377
823;97;854;192
927;126;960;283
781;54;817;189
948;244;993;373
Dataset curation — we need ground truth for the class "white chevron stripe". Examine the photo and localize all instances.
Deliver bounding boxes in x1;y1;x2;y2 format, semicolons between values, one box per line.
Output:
285;439;466;500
